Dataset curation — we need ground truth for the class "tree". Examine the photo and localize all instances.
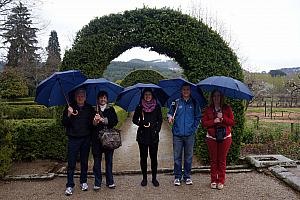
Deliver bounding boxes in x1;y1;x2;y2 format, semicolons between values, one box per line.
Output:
2;2;40;93
269;70;286;77
45;30;61;73
0;67;28;99
3;2;39;68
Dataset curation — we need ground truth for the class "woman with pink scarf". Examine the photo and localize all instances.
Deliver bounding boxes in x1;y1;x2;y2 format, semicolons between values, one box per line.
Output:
132;88;163;187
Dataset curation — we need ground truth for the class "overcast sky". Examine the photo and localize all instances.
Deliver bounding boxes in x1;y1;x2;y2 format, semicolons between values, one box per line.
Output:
37;0;300;72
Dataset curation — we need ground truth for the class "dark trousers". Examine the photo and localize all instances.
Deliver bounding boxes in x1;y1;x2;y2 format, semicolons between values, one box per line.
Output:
138;142;158;180
93;149;114;187
66;135;91;188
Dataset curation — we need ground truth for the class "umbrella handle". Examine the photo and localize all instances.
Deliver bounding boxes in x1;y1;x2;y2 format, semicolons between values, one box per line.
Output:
143;122;150;128
71;110;78;115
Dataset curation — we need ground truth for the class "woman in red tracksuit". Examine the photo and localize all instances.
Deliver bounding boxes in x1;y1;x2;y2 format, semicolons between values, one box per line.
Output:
202;90;235;190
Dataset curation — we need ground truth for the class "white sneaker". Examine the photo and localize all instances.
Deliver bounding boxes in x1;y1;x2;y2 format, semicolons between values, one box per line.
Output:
65;187;73;196
93;185;101;191
80;183;88;191
210;183;217;189
217;183;224;190
185;178;193;185
174;179;181;186
108;183;116;189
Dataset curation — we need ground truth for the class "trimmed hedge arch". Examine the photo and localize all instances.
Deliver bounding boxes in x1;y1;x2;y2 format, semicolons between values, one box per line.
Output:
121;69;165;87
61;7;244;164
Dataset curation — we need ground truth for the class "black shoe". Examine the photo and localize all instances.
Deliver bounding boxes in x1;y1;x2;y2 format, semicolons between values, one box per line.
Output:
141;179;147;186
152;179;159;187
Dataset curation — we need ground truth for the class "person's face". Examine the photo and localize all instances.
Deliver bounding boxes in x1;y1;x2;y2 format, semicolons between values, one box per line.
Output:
98;95;108;106
143;91;153;102
212;91;221;105
181;85;191;99
75;92;86;105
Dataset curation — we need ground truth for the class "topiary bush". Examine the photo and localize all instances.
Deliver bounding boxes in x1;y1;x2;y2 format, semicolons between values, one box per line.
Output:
10;119;67;161
61;7;244;164
120;69;165;87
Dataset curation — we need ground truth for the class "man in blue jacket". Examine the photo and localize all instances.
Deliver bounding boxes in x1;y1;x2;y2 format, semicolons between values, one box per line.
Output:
167;83;201;186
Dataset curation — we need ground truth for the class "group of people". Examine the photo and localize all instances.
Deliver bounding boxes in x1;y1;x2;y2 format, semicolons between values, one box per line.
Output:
62;83;235;196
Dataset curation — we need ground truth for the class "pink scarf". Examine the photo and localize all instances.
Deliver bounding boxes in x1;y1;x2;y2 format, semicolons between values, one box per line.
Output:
141;98;157;112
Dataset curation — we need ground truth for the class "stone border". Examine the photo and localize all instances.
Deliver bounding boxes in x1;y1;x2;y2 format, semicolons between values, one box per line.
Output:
3;173;55;181
269;165;300;192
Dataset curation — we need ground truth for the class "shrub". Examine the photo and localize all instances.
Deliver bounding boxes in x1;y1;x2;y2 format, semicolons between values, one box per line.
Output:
0;100;14;177
10;119;67;161
3;105;55;119
121;69;165;88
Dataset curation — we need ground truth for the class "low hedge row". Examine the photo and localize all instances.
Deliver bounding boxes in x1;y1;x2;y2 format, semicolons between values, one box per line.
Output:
10;119;67;161
3;105;55;119
0;106;128;177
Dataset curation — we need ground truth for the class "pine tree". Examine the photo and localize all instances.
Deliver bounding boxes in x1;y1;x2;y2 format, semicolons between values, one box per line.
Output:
3;2;39;68
45;30;61;72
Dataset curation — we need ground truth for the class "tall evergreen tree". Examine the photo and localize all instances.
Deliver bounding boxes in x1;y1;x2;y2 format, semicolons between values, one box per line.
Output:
45;30;61;72
3;2;39;68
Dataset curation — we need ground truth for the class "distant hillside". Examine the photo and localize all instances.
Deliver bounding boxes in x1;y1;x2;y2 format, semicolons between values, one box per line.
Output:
279;67;300;75
103;59;182;81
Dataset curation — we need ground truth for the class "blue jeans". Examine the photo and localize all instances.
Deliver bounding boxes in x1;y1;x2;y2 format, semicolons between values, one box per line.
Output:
173;134;195;180
93;150;114;187
66;136;91;188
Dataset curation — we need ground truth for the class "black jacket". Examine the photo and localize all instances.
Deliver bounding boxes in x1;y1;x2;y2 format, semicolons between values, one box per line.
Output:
132;104;162;144
91;105;118;154
62;103;95;137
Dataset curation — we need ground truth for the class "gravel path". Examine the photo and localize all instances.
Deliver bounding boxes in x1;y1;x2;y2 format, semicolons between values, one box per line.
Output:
1;172;299;200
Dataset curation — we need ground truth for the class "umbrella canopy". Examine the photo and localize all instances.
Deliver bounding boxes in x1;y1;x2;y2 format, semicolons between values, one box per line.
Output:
197;76;254;100
69;78;123;106
116;83;169;112
35;70;87;107
158;77;207;109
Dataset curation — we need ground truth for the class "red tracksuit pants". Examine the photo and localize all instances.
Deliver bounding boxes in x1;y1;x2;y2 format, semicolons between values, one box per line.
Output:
206;137;232;184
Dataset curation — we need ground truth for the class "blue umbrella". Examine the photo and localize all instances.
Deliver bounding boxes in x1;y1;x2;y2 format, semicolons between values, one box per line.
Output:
116;83;169;112
158;77;207;108
69;78;123;106
35;70;87;107
197;76;254;100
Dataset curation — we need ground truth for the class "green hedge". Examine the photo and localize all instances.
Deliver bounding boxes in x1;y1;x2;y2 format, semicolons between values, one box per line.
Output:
0;100;14;177
9;119;67;161
3;105;55;119
121;69;165;88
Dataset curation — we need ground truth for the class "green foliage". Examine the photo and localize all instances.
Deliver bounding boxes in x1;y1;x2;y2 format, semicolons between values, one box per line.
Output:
0;69;28;99
9;119;66;161
121;69;165;87
61;7;244;163
0;100;14;177
3;105;55;119
114;105;128;129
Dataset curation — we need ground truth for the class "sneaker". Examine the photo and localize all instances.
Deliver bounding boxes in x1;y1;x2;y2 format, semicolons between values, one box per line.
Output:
174;179;181;186
217;183;224;190
65;187;73;196
108;183;116;189
141;179;147;187
210;183;217;189
185;178;193;185
80;183;88;191
152;179;159;187
93;185;101;191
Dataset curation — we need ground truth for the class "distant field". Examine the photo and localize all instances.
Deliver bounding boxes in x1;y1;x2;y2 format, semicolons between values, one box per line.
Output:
247;107;300;113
